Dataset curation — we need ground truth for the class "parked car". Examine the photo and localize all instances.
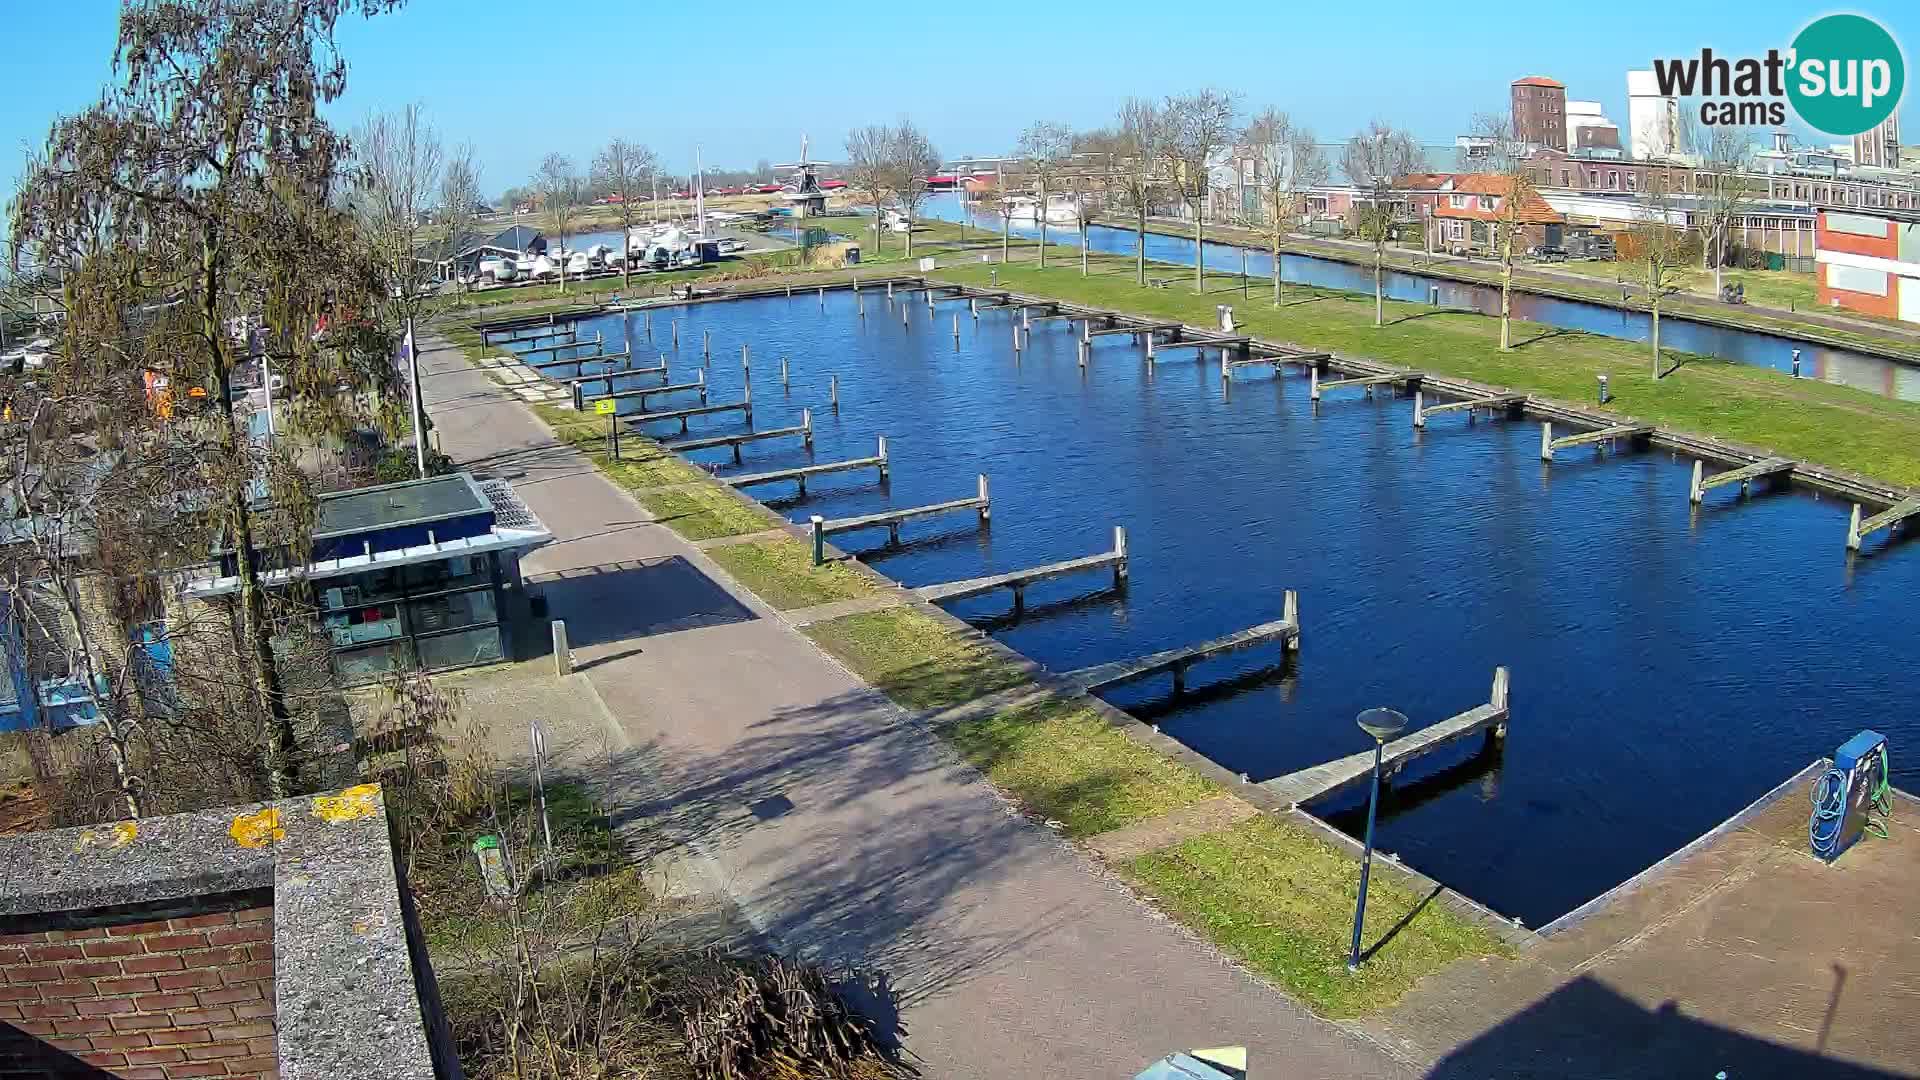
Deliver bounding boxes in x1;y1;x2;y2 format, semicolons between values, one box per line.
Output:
1530;246;1569;263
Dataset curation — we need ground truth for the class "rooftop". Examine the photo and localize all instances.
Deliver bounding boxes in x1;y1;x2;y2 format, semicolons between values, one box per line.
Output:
1513;75;1565;89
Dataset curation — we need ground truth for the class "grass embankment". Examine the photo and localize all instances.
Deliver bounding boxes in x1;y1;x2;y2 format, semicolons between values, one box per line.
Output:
1125;817;1510;1017
802;606;1028;711
934;254;1920;487
704;539;877;610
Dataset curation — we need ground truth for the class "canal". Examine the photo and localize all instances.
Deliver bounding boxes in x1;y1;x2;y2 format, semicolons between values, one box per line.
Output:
915;193;1920;404
514;292;1920;928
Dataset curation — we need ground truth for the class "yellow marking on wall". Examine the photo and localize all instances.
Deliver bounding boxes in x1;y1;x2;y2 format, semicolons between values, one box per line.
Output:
311;784;381;823
71;821;139;852
230;807;285;848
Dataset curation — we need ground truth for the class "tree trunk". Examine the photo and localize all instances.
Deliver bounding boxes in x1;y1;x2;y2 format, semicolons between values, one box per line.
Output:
1002;213;1009;263
1136;205;1146;286
1651;296;1663;378
1081;223;1089;277
1038;183;1048;269
1499;223;1513;351
621;213;632;290
904;215;913;258
1193;203;1205;293
203;239;298;798
47;578;142;819
1374;243;1385;326
1273;225;1282;305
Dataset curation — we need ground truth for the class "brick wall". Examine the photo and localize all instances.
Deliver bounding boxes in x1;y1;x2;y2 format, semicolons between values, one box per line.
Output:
0;905;276;1080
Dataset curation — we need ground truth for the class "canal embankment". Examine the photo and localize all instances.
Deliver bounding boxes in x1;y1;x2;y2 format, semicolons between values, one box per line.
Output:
440;310;1523;1020
1093;212;1920;365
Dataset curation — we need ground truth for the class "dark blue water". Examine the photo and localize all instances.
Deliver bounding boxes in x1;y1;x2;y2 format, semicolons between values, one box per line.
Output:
512;294;1920;927
917;194;1920;404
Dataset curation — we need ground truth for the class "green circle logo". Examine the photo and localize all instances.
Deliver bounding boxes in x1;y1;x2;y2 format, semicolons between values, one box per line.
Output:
1788;14;1905;136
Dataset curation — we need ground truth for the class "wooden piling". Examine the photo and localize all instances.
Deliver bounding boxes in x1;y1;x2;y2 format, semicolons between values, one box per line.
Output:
830;374;839;410
802;407;813;447
1539;421;1552;462
978;474;991;521
703;329;710;358
811;515;827;565
1114;526;1129;586
1413;389;1424;428
780;355;789;386
551;620;572;676
1849;503;1863;551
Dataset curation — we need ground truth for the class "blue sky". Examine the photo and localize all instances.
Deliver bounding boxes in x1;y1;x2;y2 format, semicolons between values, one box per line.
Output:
3;1;1915;202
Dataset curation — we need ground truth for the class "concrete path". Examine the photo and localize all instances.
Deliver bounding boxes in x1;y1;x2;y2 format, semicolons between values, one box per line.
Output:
417;331;1410;1079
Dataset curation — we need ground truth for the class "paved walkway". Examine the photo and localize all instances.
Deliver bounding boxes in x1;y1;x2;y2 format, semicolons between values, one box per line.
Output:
417;332;1410;1079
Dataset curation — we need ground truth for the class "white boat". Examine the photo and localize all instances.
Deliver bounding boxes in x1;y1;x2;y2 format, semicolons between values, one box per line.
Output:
478;256;517;283
1005;196;1041;221
1044;194;1080;226
565;250;593;276
881;208;911;233
530;255;560;281
514;253;539;277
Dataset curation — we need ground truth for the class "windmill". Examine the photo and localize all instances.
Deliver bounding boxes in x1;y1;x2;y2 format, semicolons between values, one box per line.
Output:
775;134;830;218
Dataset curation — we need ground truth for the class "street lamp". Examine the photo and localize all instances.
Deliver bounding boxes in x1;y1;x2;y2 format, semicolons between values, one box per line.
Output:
1348;706;1408;973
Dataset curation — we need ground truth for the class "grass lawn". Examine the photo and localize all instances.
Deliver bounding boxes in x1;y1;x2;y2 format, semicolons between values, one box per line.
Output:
1125;817;1510;1018
632;484;781;542
803;606;1029;712
1550;259;1819;310
704;537;879;610
935;254;1920;487
939;699;1217;838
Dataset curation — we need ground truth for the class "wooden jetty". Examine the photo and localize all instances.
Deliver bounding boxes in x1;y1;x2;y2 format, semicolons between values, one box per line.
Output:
1260;668;1510;808
554;363;668;386
668;411;813;462
1413;390;1526;428
578;372;707;410
726;436;888;495
1690;457;1794;504
527;349;631;370
1150;334;1249;359
515;335;604;357
1539;421;1653;462
488;326;577;346
1226;350;1329;373
1847;495;1920;551
1085;322;1180;339
915;527;1129;612
1064;592;1299;695
808;475;989;560
1310;367;1422;401
626;399;751;434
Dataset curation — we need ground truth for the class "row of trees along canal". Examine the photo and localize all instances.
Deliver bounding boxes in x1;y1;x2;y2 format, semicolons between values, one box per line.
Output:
0;0;466;826
844;91;1765;381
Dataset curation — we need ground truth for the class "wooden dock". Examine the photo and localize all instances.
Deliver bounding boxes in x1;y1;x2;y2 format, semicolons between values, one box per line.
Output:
553;363;668;386
1260;668;1510;808
915;527;1128;612
726;436;888;495
488;326;576;346
1413;390;1527;428
1690;457;1794;504
1311;368;1422;401
1226;350;1329;373
626;399;751;434
1847;495;1920;551
515;335;604;357
1064;592;1299;695
527;349;631;370
1539;421;1653;462
1150;335;1249;358
580;373;706;407
667;410;812;462
1085;322;1180;339
809;475;989;558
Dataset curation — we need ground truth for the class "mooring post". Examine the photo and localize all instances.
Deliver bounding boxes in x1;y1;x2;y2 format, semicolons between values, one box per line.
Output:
953;313;960;338
830;374;839;411
1023;307;1032;330
802;407;813;448
703;329;710;359
1848;503;1863;551
645;310;653;339
1309;366;1320;401
970;298;979;318
1689;460;1705;504
811;515;826;566
551;620;572;676
1539;422;1553;462
977;473;991;521
743;367;752;419
780;354;789;386
1146;333;1156;360
741;344;750;374
672;319;679;347
1079;340;1088;369
858;292;865;318
927;287;936;312
786;282;792;299
623;309;633;351
902;302;910;327
1283;589;1300;651
1013;322;1022;351
697;368;707;402
876;434;889;479
819;286;826;310
571;380;582;411
1491;666;1511;737
1114;525;1129;586
1413;390;1425;428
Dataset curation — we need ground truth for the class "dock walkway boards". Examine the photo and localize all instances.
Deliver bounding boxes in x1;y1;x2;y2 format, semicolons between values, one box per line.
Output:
818;482;989;541
1848;494;1920;550
668;414;812;457
1065;595;1297;694
727;437;888;493
1086;322;1180;338
528;349;630;370
915;529;1127;606
1261;668;1510;807
1691;457;1794;503
1415;391;1526;427
1541;421;1653;460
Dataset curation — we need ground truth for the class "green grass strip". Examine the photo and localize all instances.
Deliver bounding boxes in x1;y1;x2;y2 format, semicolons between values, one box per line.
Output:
803;606;1028;712
704;537;878;610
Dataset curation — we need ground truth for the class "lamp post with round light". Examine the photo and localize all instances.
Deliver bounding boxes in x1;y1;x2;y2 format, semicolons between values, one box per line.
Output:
1348;707;1408;973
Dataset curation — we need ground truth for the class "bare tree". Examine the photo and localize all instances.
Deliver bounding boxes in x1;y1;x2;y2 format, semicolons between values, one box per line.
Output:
1342;120;1422;325
535;153;580;293
1630;174;1693;379
439;143;484;297
1016;122;1075;269
1115;99;1171;286
10;0;402;798
1244;107;1327;305
1690;121;1759;297
845;125;893;254
1471;111;1543;350
592;139;657;289
887;120;942;259
1162;90;1240;294
354;104;443;329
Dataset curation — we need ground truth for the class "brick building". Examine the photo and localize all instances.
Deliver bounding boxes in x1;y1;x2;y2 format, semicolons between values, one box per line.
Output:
1511;77;1567;153
1814;207;1920;322
1424;174;1566;254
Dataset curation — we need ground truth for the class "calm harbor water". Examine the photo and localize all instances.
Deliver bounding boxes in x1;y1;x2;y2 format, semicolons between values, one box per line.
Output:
511;293;1920;927
916;193;1920;403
